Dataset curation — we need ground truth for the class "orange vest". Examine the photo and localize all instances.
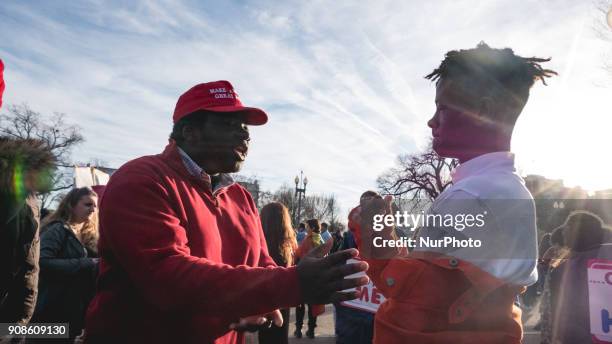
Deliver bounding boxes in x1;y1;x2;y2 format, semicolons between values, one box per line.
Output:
366;256;524;344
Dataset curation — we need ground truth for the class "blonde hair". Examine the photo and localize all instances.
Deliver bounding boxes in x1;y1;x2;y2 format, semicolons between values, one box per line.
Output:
42;187;99;254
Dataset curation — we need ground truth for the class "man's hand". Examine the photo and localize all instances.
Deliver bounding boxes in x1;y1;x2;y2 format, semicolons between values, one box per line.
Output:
296;240;369;305
229;309;283;332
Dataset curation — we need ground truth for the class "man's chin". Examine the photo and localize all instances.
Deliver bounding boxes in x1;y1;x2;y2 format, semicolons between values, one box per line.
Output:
207;156;245;174
225;160;244;174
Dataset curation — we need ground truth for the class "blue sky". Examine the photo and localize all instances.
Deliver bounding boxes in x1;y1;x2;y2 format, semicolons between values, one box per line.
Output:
1;0;610;219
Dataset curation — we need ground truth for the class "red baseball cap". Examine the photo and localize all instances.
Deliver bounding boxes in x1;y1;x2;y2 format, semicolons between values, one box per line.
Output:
173;80;268;125
0;59;5;109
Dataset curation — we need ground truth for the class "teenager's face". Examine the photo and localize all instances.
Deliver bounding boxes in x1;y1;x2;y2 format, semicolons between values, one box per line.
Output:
71;195;97;223
427;80;485;159
184;112;250;175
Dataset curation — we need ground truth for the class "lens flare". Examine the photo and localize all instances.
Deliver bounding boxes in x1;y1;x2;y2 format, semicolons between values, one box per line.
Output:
12;159;25;202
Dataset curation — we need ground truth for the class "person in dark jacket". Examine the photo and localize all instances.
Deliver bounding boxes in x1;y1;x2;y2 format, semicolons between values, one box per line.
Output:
333;193;378;344
294;219;325;339
258;202;298;344
548;211;612;344
330;225;344;254
0;137;55;328
32;187;99;341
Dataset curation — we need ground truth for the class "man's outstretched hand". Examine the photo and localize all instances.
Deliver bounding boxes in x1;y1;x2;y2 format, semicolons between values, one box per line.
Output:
296;240;369;305
229;309;283;332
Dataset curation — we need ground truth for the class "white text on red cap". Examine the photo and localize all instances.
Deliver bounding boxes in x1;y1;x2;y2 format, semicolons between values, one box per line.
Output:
209;87;236;99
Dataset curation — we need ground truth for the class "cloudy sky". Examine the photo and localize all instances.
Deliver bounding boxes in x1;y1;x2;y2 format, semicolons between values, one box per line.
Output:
1;0;610;219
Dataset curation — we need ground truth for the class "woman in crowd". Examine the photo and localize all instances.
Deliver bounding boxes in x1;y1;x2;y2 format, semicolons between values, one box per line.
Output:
295;219;324;339
258;202;297;344
539;223;570;344
539;211;612;343
546;211;612;343
32;187;100;341
535;232;552;294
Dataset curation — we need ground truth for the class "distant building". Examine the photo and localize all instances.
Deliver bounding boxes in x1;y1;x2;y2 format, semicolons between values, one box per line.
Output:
524;175;588;199
593;189;612;199
236;179;261;208
524;175;612;233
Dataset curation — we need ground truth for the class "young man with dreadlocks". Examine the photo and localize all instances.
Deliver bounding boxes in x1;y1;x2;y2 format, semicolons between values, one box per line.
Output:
358;43;556;343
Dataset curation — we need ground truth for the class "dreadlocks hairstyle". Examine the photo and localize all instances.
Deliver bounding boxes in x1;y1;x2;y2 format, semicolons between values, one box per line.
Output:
426;42;557;117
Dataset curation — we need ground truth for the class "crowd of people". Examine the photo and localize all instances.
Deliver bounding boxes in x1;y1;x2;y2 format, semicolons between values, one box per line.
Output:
1;42;611;344
2;182;610;343
537;211;612;343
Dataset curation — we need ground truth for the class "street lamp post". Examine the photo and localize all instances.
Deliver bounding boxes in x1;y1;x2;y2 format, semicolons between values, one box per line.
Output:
293;171;308;226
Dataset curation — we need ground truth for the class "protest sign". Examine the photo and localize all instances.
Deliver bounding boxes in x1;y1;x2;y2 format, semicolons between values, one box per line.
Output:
341;258;385;313
588;259;612;343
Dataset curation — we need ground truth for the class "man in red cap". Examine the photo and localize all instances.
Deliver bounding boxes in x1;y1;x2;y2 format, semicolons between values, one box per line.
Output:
84;80;369;344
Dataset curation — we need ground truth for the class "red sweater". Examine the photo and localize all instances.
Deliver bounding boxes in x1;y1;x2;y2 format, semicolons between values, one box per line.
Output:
85;141;301;344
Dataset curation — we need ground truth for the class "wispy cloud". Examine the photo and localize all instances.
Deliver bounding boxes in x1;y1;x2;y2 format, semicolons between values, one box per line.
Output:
0;0;609;219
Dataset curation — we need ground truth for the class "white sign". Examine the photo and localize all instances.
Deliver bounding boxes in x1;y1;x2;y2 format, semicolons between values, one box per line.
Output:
74;166;110;187
588;259;612;343
341;258;386;313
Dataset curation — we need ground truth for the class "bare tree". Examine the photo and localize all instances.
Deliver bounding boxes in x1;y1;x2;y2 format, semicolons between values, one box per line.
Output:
377;142;457;210
259;183;298;222
302;193;340;224
326;196;342;230
594;1;612;75
81;158;110;168
0;103;84;207
258;183;341;227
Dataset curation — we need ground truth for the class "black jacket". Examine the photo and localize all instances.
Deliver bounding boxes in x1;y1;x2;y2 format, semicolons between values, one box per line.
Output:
0;194;40;324
0;137;54;324
33;221;98;337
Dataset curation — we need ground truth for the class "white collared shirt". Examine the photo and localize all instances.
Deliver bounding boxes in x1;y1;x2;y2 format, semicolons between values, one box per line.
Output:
415;152;538;286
